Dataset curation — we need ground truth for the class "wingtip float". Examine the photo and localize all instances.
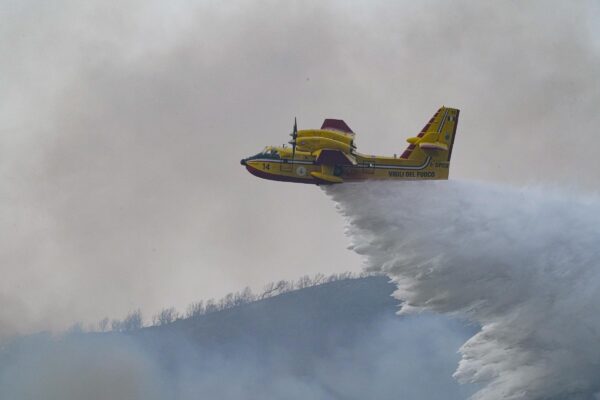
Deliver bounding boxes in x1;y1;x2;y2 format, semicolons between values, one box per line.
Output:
240;106;460;184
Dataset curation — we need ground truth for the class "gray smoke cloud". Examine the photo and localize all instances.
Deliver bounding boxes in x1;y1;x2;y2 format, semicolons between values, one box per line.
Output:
0;314;475;399
327;181;600;399
0;0;599;336
0;335;166;400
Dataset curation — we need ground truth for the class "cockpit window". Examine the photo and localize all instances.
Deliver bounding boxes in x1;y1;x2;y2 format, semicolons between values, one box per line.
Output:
246;147;280;161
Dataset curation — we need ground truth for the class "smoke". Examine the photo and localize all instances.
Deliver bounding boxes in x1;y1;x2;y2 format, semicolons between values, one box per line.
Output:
1;0;599;337
327;181;600;399
0;334;166;400
0;313;475;399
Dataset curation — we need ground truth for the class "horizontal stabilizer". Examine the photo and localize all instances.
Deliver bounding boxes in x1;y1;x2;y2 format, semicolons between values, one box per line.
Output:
419;142;448;151
401;107;459;162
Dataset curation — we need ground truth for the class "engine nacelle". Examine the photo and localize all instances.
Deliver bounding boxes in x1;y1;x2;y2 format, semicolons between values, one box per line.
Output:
297;129;353;144
295;136;352;153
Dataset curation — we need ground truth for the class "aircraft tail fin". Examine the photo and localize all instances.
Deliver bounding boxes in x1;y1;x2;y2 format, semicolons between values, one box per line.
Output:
400;107;460;162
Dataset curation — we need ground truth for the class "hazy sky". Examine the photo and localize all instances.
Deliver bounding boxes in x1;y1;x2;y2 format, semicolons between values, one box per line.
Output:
1;0;599;335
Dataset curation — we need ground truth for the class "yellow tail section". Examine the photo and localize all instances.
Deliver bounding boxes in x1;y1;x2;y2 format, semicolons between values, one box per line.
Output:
401;107;460;163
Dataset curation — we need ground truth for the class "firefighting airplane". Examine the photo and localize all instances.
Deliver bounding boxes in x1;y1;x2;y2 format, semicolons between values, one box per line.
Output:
240;106;459;184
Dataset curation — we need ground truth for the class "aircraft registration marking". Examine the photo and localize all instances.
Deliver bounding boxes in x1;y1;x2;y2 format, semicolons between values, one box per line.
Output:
388;170;435;178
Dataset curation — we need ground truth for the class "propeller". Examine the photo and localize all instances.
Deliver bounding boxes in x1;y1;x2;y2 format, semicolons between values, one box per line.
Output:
289;117;298;163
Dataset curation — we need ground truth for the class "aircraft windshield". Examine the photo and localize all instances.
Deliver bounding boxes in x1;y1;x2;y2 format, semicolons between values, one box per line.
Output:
246;147;280;161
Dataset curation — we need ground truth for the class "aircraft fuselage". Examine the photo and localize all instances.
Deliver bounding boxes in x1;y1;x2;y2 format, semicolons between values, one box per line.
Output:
241;146;449;185
241;107;459;185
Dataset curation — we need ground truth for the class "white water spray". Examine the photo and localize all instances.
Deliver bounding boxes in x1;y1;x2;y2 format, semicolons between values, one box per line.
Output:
327;180;600;400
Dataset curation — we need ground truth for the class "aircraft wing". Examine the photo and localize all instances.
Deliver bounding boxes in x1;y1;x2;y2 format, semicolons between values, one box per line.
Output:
314;149;357;166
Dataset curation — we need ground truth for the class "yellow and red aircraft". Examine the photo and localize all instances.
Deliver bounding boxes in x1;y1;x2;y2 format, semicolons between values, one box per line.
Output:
240;106;459;184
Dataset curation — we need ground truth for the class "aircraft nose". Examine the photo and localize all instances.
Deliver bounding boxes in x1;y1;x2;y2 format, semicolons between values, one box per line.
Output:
240;158;247;166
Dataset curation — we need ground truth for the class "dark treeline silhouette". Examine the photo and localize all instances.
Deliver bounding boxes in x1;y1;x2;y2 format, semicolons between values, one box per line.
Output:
89;271;380;333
